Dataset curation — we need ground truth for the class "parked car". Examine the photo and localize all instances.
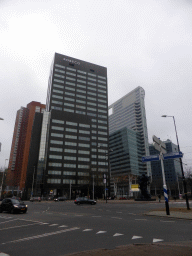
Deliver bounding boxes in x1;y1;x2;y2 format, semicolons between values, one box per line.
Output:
30;197;41;202
54;197;67;202
0;198;28;214
74;197;96;205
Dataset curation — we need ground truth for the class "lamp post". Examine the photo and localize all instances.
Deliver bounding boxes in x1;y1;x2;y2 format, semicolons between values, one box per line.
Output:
0;159;8;197
105;149;113;203
31;166;35;198
162;115;190;210
97;145;113;203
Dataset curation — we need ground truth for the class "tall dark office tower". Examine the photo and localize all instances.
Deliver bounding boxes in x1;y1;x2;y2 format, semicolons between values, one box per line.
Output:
36;53;108;198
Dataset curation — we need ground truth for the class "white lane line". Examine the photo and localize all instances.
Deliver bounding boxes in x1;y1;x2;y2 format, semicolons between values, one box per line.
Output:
0;223;40;231
135;219;147;221
83;229;93;232
0;216;11;219
111;217;122;220
113;233;124;237
58;225;68;228
96;231;107;234
92;216;101;218
153;238;164;243
49;224;58;226
40;223;49;225
132;236;143;240
160;220;175;223
0;219;18;224
1;227;80;245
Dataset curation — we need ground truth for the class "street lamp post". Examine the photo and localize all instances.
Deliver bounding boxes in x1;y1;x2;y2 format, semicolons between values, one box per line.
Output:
31;166;35;197
97;145;113;203
162;115;190;210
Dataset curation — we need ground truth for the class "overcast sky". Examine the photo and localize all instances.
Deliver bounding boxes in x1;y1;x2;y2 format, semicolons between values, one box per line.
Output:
1;0;192;170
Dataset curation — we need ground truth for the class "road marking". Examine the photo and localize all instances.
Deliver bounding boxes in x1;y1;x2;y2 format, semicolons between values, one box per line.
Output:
113;233;124;237
49;224;58;226
111;217;122;220
1;227;80;245
83;229;93;232
92;216;101;218
160;220;175;223
0;223;40;231
0;216;13;219
153;238;164;243
135;219;147;221
96;231;107;234
132;236;143;240
0;219;18;224
40;223;49;225
59;225;68;228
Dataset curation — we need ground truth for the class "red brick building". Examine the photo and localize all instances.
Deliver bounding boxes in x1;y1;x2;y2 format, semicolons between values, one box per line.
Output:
6;102;45;192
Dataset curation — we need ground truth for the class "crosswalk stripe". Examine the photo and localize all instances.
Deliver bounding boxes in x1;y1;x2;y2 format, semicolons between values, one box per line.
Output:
132;236;143;239
113;233;123;237
96;231;107;234
153;238;164;243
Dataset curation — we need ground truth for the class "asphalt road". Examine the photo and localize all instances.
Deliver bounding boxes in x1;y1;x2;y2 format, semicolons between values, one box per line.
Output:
0;200;191;256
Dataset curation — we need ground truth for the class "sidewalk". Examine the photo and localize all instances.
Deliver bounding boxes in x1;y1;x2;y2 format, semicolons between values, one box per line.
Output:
66;242;192;256
145;209;192;219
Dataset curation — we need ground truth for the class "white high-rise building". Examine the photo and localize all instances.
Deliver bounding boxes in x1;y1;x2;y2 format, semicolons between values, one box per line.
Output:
108;86;151;176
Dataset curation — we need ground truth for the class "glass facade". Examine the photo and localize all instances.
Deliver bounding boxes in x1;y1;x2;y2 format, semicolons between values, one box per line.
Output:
108;86;151;177
109;127;145;177
149;140;182;193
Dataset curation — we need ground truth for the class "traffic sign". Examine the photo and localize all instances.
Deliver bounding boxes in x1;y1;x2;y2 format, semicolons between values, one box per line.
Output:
163;152;183;160
153;142;167;154
152;135;166;149
142;155;160;162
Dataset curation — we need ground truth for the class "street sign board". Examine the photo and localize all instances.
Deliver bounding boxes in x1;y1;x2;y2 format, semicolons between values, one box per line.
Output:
142;155;160;162
152;135;166;149
163;152;183;160
153;142;167;154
